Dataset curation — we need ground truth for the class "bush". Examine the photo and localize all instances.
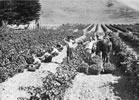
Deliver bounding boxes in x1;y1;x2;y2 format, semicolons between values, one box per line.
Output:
0;67;9;82
103;63;116;74
119;31;139;46
88;64;102;75
107;31;139;74
109;27;139;97
25;64;77;100
77;62;89;74
91;55;103;65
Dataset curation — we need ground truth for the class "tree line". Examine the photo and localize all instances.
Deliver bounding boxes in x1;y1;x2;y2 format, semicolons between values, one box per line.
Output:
0;0;41;26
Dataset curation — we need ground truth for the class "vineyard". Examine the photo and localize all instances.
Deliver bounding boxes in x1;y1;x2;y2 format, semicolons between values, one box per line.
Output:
0;24;86;82
0;23;139;100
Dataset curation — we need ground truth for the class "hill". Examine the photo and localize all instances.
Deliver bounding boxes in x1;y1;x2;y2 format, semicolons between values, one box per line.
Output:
39;0;139;24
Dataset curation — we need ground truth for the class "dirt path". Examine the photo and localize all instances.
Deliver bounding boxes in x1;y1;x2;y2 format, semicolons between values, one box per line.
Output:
64;73;137;100
64;73;120;100
0;63;59;100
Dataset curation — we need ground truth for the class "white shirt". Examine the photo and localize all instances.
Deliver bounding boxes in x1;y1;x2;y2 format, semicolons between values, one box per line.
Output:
65;39;76;48
32;55;41;64
34;57;41;64
85;40;96;49
51;48;59;54
44;52;51;56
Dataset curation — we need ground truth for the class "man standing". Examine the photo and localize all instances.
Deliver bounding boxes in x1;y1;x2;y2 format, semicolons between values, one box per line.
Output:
63;36;76;63
35;19;40;28
84;37;97;59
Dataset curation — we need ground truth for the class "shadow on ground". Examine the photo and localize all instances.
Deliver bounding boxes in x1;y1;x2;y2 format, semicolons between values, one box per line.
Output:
111;75;139;100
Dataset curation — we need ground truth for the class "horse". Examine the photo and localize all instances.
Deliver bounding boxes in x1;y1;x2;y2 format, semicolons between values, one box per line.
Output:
95;36;112;64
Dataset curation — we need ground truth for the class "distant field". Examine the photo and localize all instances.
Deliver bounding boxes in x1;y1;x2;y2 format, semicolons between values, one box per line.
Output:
39;0;139;25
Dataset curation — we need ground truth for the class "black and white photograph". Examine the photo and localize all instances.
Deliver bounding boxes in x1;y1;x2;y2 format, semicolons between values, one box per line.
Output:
0;0;139;100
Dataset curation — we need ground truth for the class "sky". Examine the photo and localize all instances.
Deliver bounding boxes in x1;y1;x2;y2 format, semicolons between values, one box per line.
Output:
116;0;139;11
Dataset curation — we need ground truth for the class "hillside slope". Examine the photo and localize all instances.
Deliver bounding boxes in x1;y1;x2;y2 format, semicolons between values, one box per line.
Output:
39;0;139;24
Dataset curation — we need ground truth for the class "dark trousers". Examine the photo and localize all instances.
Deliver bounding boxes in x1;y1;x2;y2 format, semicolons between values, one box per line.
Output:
67;47;73;62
